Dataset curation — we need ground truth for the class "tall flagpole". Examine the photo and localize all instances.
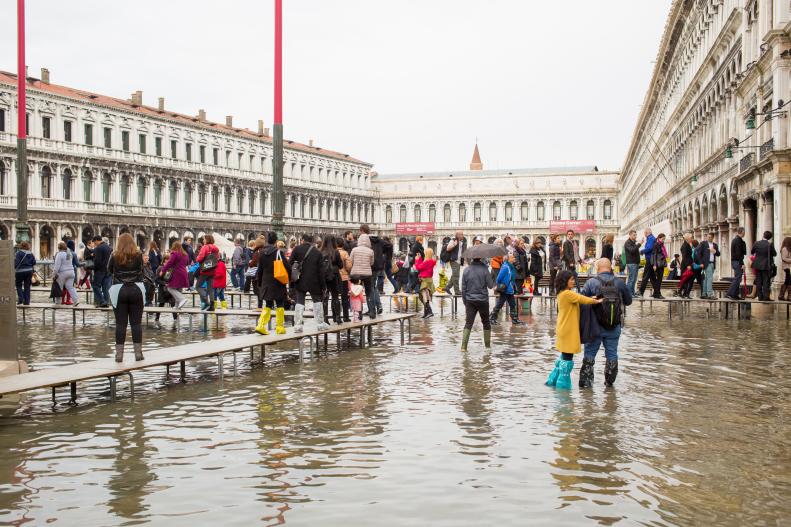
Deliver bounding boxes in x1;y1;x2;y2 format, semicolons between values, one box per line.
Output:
271;0;285;241
15;0;30;246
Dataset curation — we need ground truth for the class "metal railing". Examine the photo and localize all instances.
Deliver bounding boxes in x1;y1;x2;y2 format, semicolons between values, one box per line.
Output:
760;138;774;161
739;152;755;173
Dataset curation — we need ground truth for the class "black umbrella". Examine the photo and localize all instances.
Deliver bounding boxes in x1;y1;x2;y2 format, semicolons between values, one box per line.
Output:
462;243;508;260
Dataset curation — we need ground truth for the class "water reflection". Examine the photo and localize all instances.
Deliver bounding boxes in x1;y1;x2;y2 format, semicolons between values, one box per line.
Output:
454;351;495;461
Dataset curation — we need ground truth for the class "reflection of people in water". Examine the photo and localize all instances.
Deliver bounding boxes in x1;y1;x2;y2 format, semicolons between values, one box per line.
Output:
107;410;157;519
454;351;495;457
549;390;627;511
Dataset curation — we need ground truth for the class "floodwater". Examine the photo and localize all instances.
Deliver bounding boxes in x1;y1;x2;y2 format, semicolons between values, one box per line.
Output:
1;293;789;526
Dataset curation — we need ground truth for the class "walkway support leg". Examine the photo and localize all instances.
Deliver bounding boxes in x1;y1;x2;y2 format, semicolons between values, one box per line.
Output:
70;382;77;405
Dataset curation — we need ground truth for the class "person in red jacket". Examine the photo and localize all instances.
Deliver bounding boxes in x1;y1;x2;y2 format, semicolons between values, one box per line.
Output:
214;257;228;309
195;234;220;311
415;247;437;318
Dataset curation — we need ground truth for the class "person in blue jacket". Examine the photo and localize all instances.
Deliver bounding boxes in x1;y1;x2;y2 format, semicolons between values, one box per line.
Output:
14;241;36;305
489;253;524;326
637;228;657;297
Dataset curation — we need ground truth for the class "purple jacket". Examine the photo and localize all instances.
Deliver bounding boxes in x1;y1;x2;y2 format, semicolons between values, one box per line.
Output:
160;250;189;289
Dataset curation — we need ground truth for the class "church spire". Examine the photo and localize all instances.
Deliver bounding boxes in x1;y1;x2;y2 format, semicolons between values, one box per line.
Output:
469;142;483;171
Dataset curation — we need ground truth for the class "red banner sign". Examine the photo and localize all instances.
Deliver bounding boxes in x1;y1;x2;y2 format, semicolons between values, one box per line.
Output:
549;220;596;234
395;222;435;235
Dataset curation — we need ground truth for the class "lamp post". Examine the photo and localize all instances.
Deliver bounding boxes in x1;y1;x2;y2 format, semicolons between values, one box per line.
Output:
270;0;285;241
15;0;30;247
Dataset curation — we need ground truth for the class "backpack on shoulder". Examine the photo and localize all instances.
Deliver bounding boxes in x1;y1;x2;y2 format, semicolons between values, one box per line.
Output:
200;251;218;274
593;278;623;330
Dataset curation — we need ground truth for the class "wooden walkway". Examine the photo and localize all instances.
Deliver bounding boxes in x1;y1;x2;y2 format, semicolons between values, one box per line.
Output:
0;313;416;403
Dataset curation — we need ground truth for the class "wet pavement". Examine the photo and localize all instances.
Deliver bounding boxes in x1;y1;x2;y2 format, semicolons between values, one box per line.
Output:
1;294;789;526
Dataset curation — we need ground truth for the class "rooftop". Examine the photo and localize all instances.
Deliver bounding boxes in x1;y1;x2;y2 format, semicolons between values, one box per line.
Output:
374;165;604;180
0;70;371;166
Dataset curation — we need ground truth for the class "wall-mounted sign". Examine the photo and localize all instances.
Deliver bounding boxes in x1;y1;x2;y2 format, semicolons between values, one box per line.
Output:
395;222;436;235
549;220;596;234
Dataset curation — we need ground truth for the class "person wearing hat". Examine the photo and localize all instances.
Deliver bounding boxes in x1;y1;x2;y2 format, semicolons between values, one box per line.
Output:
668;253;681;280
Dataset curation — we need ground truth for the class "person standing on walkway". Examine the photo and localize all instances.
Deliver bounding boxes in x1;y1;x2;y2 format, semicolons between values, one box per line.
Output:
623;230;641;296
366;226;386;314
578;258;632;388
725;227;747;300
147;241;161;276
320;234;344;325
92;236;112;307
780;237;791;301
159;241;189;310
461;257;494;351
441;230;466;297
78;239;94;290
53;241;80;307
562;230;581;289
637;228;657;297
529;238;544;296
182;236;196;291
489;253;524;326
254;231;291;335
547;234;561;295
648;233;667;299
513;237;529;294
213;256;228;310
382;236;397;292
601;234;614;262
231;238;246;292
668;253;681;280
349;233;376;320
545;269;603;390
195;234;220;311
697;232;720;299
14;241;36;306
415;247;438;318
406;235;425;294
751;231;777;301
490;238;505;283
336;237;353;322
108;233;145;362
290;233;328;331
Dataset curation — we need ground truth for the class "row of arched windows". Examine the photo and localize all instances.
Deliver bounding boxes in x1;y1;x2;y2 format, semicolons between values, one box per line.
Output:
384;200;613;223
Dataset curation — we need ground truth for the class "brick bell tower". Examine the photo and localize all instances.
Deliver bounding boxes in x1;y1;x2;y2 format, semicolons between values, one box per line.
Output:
469;143;483;171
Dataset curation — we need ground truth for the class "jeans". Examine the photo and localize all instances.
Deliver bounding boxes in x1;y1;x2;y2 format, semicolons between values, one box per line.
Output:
447;261;461;295
372;271;383;310
703;263;715;296
93;271;111;305
15;271;32;305
233;265;246;290
196;274;215;306
491;293;516;319
384;266;398;292
726;261;744;298
114;283;144;345
583;324;622;361
626;264;639;295
464;299;491;330
214;287;225;301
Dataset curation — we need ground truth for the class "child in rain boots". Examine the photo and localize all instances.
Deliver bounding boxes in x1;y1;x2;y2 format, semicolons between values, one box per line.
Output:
214;257;228;310
349;280;365;321
546;270;602;389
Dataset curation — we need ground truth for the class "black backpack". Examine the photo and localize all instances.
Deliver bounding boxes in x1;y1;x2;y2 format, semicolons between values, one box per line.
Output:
200;251;218;274
321;254;336;283
593;277;623;330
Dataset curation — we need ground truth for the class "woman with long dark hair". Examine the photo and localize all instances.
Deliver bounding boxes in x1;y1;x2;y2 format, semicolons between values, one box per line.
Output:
108;233;145;362
320;234;344;325
781;237;791;301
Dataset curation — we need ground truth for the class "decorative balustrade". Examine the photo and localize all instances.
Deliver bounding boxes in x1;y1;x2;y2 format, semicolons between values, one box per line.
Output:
739;152;755;173
759;138;774;161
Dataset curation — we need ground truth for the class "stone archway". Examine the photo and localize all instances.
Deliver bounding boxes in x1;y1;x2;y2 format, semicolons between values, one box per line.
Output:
39;225;55;258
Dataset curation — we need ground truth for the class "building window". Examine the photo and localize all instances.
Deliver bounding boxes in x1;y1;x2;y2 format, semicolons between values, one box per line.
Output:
238;152;243;168
62;169;72;200
121;131;130;152
200;145;206;163
169;181;177;209
199;185;207;210
443;204;451;223
300;198;306;218
570;200;578;220
102;172;112;202
249;154;254;171
42;117;51;139
586;200;595;220
248;191;256;214
139;134;147;154
186;143;192;162
155;137;162;156
537;201;545;221
137;177;146;205
552;201;561;220
291;197;297;218
64;121;72;142
170;140;177;159
520;201;528;220
399;205;407;223
0;109;5;131
213;187;220;211
120;175;129;204
225;150;231;166
386;205;393;223
604;200;612;220
505;202;513;222
184;184;192;209
474;203;481;222
83;170;93;202
237;190;243;213
41;166;52;198
154;180;163;207
414;205;421;222
103;127;112;148
428;204;436;223
84;124;93;145
213;148;219;165
459;203;466;222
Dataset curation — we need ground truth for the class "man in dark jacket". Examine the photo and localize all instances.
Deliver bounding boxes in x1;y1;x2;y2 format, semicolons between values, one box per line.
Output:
726;227;747;300
623;230;641;296
343;231;357;253
562;230;581;290
183;236;196;290
751;231;777;301
91;236;112;308
637;229;656;297
441;230;467;296
407;236;425;294
368;231;386;314
580;258;633;388
381;236;397;292
697;232;721;299
461;258;495;351
288;233;325;332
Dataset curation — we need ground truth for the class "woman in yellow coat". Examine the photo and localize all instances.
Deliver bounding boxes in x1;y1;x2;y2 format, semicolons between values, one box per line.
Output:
546;270;602;389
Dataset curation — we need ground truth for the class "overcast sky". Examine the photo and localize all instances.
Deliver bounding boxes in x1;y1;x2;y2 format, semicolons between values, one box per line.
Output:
0;0;672;174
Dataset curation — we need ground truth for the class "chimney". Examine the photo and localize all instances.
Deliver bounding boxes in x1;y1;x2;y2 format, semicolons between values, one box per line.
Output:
130;90;142;106
198;109;206;122
226;115;233;127
264;127;270;137
158;97;165;112
258;120;264;135
309;139;314;147
41;68;50;84
25;66;29;79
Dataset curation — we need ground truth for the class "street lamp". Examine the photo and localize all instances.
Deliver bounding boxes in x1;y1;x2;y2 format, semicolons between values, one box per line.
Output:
270;0;285;241
15;0;30;247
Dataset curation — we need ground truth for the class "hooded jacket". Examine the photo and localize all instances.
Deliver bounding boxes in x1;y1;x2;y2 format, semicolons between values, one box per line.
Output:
256;245;291;302
461;260;494;303
349;234;374;277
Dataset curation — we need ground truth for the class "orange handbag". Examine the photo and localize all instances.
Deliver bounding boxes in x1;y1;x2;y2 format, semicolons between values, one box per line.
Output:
273;251;289;285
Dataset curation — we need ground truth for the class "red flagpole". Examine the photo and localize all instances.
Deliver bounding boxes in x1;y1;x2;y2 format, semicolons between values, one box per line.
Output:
274;0;282;125
15;0;30;246
17;0;26;140
271;0;285;239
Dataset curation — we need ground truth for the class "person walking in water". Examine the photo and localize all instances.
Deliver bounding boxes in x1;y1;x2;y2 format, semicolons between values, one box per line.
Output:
108;233;145;362
460;257;495;351
578;258;632;388
53;241;80;307
489;253;524;326
14;241;36;306
415;247;437;318
545;270;603;390
254;232;291;335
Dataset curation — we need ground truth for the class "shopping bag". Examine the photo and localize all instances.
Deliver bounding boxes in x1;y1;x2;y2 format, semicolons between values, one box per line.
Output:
273;251;289;285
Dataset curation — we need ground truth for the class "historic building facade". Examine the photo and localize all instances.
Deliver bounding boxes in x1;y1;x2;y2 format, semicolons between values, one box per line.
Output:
620;0;791;269
0;70;376;257
374;146;619;257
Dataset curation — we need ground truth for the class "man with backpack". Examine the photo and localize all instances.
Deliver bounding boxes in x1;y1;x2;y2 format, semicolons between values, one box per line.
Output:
579;258;632;388
288;233;326;332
